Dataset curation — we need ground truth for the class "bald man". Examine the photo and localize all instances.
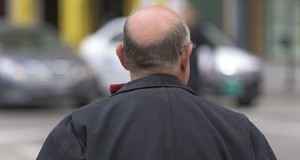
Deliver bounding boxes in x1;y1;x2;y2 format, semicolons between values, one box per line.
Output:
37;6;276;160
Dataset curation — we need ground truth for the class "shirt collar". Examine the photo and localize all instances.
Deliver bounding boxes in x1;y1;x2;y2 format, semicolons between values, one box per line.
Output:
110;83;126;94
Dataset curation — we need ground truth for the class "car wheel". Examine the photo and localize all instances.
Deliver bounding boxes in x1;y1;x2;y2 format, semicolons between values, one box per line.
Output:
236;86;258;107
237;95;253;106
74;99;89;108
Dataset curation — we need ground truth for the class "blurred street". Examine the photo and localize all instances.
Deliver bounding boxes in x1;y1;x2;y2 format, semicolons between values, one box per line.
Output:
0;60;299;160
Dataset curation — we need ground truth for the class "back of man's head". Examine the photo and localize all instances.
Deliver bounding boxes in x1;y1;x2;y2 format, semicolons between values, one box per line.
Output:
122;6;190;73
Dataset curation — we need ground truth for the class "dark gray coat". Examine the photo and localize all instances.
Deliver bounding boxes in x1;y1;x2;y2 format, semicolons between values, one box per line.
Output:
37;74;276;160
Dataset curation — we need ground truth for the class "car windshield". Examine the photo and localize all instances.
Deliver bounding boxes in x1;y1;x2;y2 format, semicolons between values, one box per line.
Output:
202;23;236;46
0;30;61;52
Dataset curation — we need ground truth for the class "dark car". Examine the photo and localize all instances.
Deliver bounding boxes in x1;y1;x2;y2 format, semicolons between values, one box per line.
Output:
0;25;100;107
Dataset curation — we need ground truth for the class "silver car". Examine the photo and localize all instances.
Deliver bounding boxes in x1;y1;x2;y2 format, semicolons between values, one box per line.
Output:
80;17;130;95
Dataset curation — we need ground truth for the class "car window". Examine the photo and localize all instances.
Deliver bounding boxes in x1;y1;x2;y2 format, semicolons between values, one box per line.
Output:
0;30;61;51
202;23;235;46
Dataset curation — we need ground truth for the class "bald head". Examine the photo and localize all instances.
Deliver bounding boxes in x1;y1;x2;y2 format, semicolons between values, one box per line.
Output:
127;6;183;44
118;6;192;83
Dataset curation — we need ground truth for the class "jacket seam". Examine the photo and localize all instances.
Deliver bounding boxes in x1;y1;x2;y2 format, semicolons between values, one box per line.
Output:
162;88;174;160
71;114;87;152
53;132;71;160
243;114;258;160
259;134;266;160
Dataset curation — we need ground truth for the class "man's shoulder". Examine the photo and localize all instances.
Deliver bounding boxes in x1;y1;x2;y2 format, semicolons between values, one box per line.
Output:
199;99;250;129
72;97;113;119
204;99;247;118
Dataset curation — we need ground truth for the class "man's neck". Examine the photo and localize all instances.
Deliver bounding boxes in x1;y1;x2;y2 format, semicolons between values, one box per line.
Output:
130;70;179;81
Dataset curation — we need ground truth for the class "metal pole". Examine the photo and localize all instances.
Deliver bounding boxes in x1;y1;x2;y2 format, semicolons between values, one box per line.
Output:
284;0;296;92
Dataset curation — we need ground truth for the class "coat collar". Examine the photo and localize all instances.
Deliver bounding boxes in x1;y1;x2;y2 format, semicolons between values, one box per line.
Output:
109;74;197;96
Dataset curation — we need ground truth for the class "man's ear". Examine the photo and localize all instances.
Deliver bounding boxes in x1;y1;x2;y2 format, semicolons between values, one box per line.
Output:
180;43;193;71
177;44;193;84
116;43;129;70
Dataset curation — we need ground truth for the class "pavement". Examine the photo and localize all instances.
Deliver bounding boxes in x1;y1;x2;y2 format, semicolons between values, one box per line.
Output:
238;59;300;160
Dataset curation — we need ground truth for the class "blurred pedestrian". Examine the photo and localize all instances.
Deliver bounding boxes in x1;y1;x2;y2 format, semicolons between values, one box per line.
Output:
183;4;214;94
37;6;276;160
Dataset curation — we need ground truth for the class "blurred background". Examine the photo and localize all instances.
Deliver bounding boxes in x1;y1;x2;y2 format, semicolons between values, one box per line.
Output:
0;0;299;159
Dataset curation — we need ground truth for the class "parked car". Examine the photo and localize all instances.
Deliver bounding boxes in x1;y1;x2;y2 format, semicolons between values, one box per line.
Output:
196;23;262;106
0;25;100;107
79;17;262;106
